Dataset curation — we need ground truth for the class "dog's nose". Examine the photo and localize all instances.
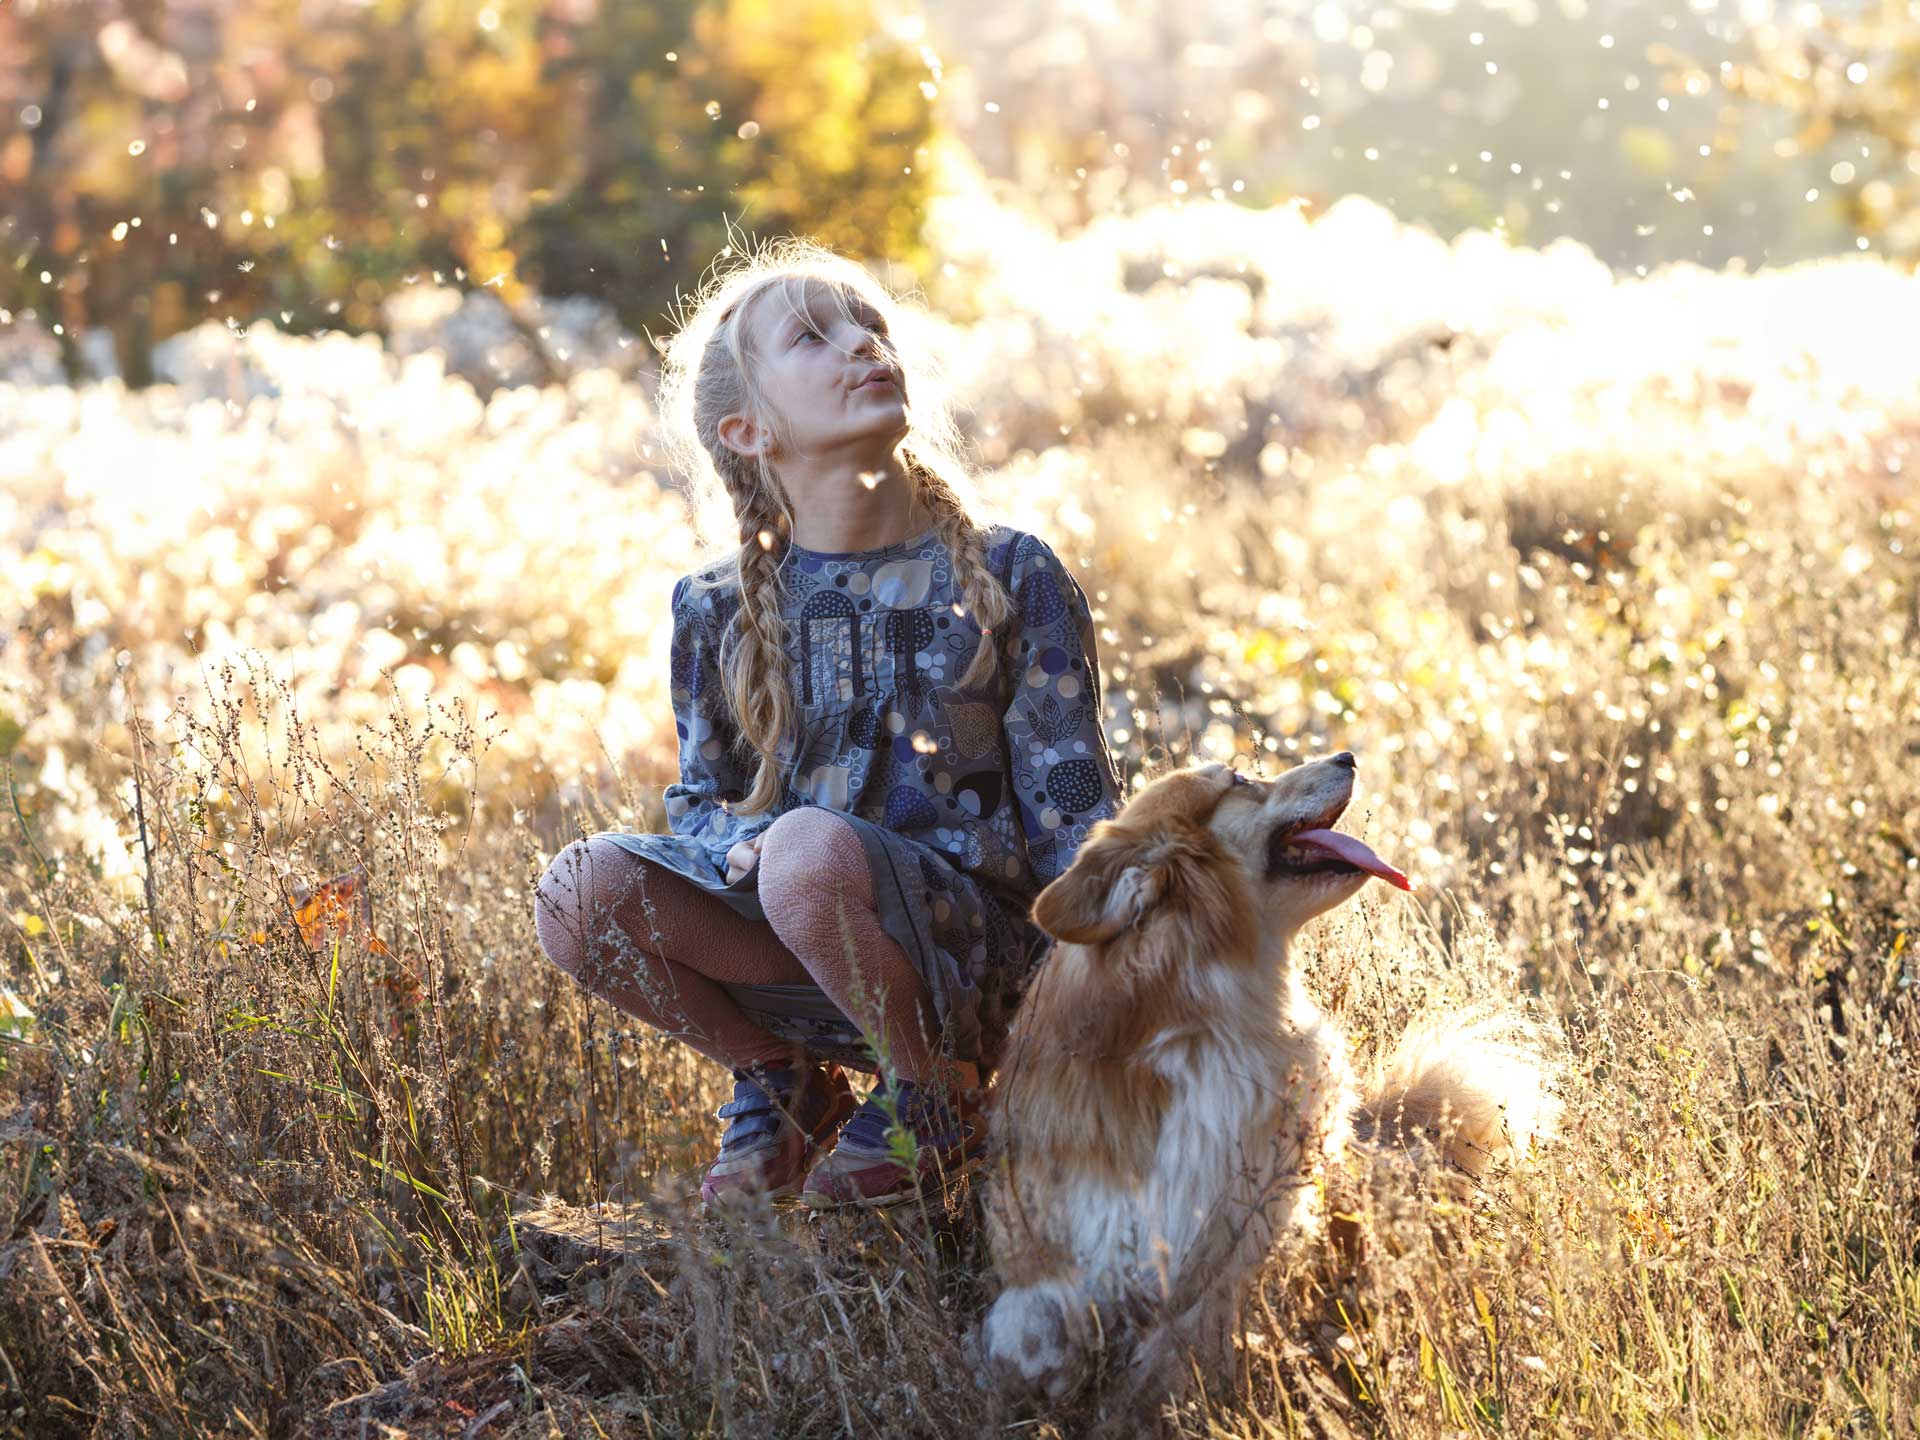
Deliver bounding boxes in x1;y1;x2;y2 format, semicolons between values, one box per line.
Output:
1328;750;1356;769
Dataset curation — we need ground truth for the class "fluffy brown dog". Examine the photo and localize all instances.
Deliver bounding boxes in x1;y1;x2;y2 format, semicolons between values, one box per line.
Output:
976;754;1558;1408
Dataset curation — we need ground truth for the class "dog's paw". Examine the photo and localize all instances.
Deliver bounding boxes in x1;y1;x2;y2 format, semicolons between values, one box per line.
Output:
980;1282;1093;1401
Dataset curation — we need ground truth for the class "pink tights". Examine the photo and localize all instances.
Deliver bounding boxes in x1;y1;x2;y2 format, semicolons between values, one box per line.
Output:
532;808;941;1083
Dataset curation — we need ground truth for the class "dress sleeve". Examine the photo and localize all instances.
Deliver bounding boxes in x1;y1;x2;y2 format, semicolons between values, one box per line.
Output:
662;575;777;875
1000;534;1127;888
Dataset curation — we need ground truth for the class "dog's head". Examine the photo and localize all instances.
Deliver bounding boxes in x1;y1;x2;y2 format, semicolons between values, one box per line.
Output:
1031;752;1409;955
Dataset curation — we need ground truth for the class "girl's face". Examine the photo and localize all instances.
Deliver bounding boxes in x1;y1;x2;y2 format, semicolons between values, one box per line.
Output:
724;280;908;468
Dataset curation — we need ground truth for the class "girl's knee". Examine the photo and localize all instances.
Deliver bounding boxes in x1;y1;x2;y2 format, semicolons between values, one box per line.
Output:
533;837;600;976
759;808;864;901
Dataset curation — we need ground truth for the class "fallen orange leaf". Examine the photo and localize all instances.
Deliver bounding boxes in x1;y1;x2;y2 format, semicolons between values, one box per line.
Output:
289;867;392;955
287;867;420;1006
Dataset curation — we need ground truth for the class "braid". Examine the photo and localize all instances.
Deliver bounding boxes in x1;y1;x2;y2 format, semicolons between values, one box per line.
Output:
911;455;1018;693
723;482;797;814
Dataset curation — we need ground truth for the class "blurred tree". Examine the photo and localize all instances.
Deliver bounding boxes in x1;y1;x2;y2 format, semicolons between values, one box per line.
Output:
0;0;575;379
0;1;189;383
1700;1;1920;265
0;0;938;384
516;0;938;337
199;0;585;344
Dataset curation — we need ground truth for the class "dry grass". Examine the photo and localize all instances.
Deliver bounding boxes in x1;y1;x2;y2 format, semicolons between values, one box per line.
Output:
3;201;1918;1436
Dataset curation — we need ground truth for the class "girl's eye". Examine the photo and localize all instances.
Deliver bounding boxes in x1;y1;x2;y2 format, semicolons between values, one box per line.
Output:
794;318;881;345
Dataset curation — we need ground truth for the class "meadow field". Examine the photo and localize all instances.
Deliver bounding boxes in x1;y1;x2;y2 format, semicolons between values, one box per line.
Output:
2;182;1917;1436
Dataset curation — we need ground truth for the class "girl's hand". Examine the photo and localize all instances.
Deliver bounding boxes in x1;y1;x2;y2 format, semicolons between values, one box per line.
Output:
724;835;763;884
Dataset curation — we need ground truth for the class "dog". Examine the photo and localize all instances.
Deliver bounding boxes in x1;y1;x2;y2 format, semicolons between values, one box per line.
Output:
976;753;1558;1410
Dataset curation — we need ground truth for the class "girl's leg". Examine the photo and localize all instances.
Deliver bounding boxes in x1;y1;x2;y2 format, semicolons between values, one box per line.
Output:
755;808;951;1088
532;835;814;1072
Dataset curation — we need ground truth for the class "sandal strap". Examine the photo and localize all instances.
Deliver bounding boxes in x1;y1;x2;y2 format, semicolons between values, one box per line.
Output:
714;1065;803;1153
837;1077;972;1156
717;1093;782;1119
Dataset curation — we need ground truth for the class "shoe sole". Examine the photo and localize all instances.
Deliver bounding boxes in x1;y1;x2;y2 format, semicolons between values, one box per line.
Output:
799;1150;985;1212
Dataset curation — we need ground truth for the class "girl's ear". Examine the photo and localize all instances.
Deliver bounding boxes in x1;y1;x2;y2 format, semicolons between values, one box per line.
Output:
1031;830;1163;945
718;411;763;459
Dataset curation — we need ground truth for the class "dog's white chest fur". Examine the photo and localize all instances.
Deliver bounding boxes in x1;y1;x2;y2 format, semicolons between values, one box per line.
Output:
980;961;1362;1401
1075;970;1357;1304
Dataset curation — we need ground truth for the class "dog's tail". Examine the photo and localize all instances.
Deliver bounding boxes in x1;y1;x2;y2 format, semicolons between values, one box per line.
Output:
1356;1006;1563;1175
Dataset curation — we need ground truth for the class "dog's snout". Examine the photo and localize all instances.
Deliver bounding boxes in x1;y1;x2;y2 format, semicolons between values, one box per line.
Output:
1329;750;1356;770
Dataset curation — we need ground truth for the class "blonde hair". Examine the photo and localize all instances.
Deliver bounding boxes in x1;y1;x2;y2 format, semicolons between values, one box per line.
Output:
653;232;1019;815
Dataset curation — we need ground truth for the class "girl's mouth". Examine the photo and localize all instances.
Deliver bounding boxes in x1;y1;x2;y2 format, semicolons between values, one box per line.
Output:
857;376;896;392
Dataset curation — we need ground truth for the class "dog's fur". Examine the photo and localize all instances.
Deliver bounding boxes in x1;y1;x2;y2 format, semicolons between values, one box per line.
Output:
976;756;1558;1407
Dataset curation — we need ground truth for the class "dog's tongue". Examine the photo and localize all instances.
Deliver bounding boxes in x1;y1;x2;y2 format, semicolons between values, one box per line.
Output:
1291;829;1413;891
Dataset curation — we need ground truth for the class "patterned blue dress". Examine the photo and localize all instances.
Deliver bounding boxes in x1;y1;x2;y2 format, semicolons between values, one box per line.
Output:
591;522;1125;1072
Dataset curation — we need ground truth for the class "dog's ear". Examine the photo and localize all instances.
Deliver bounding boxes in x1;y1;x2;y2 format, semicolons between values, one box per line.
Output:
1031;830;1164;945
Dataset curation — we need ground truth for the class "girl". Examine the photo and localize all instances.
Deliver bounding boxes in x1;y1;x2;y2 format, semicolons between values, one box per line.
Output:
532;238;1125;1211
